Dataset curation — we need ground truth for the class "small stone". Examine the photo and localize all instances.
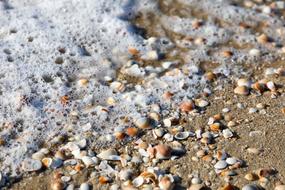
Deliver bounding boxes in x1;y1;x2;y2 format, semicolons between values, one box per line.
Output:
214;160;228;170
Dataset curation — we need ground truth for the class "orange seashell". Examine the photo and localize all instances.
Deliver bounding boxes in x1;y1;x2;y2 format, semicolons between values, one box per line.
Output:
213;114;223;121
252;82;266;93
210;123;221;132
99;176;110;184
60;95;69;105
128;47;140;56
126;127;138;137
147;146;156;158
204;72;216;81
179;101;195;113
257;34;269;44
74;164;83;172
115;132;126;140
222;50;233;57
163;91;174;100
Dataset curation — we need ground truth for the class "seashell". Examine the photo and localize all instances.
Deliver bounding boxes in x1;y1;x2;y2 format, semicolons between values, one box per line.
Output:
163;133;174;142
226;157;238;165
82;156;95;167
131;156;142;164
159;176;174;190
234;86;249;95
219;183;235;190
55;150;66;160
99;176;111;184
191;177;202;185
210;123;221;132
66;184;75;190
97;149;118;160
163;91;174;100
128;47;140;55
244;173;258;181
202;155;213;162
139;148;150;157
251;82;266;93
222;50;233;57
22;158;42;172
61;176;71;182
65;142;80;152
275;185;285;190
42;157;53;168
197;150;206;158
115;132;126;140
188;184;205;190
222;129;234;139
237;78;252;88
77;139;87;149
110;81;125;92
64;159;77;166
51;180;65;190
249;49;261;57
179;101;195;113
32;152;45;161
147;146;156;158
119;169;133;181
149;112;160;121
242;184;263;190
214;160;228;170
257;34;269;44
110;184;120;190
171;141;186;155
204;72;216;81
196;99;209;108
80;183;90;190
126;127;138;137
174;131;190;140
154;144;172;159
132;176;144;187
266;81;276;91
153;128;165;138
247;148;261;155
135;117;151;129
216;151;228;160
39;148;50;155
257;168;275;178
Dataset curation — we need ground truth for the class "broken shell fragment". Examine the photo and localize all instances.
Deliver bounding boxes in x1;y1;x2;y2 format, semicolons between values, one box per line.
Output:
154;144;172;159
22;159;42;172
135;117;151;129
97;149;119;160
159;176;174;190
180;101;195;113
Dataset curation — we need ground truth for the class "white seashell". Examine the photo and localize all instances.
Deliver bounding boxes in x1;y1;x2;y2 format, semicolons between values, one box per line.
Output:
64;159;77;166
222;129;234;139
132;176;144;187
139;148;150;157
110;184;120;190
248;108;257;114
237;79;252;88
163;133;174;142
214;160;228;170
61;176;71;182
39;148;49;155
77;139;87;149
226;157;238;165
82;156;95;167
119;169;133;181
82;123;92;131
275;185;285;190
72;149;82;159
249;48;260;57
163;118;172;127
105;134;115;142
22;159;42;172
91;157;99;165
65;142;80;152
80;183;90;190
32;152;45;161
195;129;202;139
191;177;202;185
97;149;118;160
135;117;150;129
266;81;276;91
153;128;165;138
174;132;190;140
265;68;276;76
196;99;209;108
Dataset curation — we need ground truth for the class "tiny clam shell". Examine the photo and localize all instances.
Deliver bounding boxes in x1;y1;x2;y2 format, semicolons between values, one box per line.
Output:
81;156;95;167
234;86;249;95
80;183;90;190
135;117;151;129
22;158;42;172
174;131;190;140
226;157;238;165
153;128;165;138
214;160;228;170
223;129;234;139
159;176;174;190
237;78;252;88
154;144;172;159
179;101;195;113
196;99;209;108
97;149;118;160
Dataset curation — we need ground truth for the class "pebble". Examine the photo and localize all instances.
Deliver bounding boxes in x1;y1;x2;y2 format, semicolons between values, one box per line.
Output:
22;159;42;172
214;160;228;170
